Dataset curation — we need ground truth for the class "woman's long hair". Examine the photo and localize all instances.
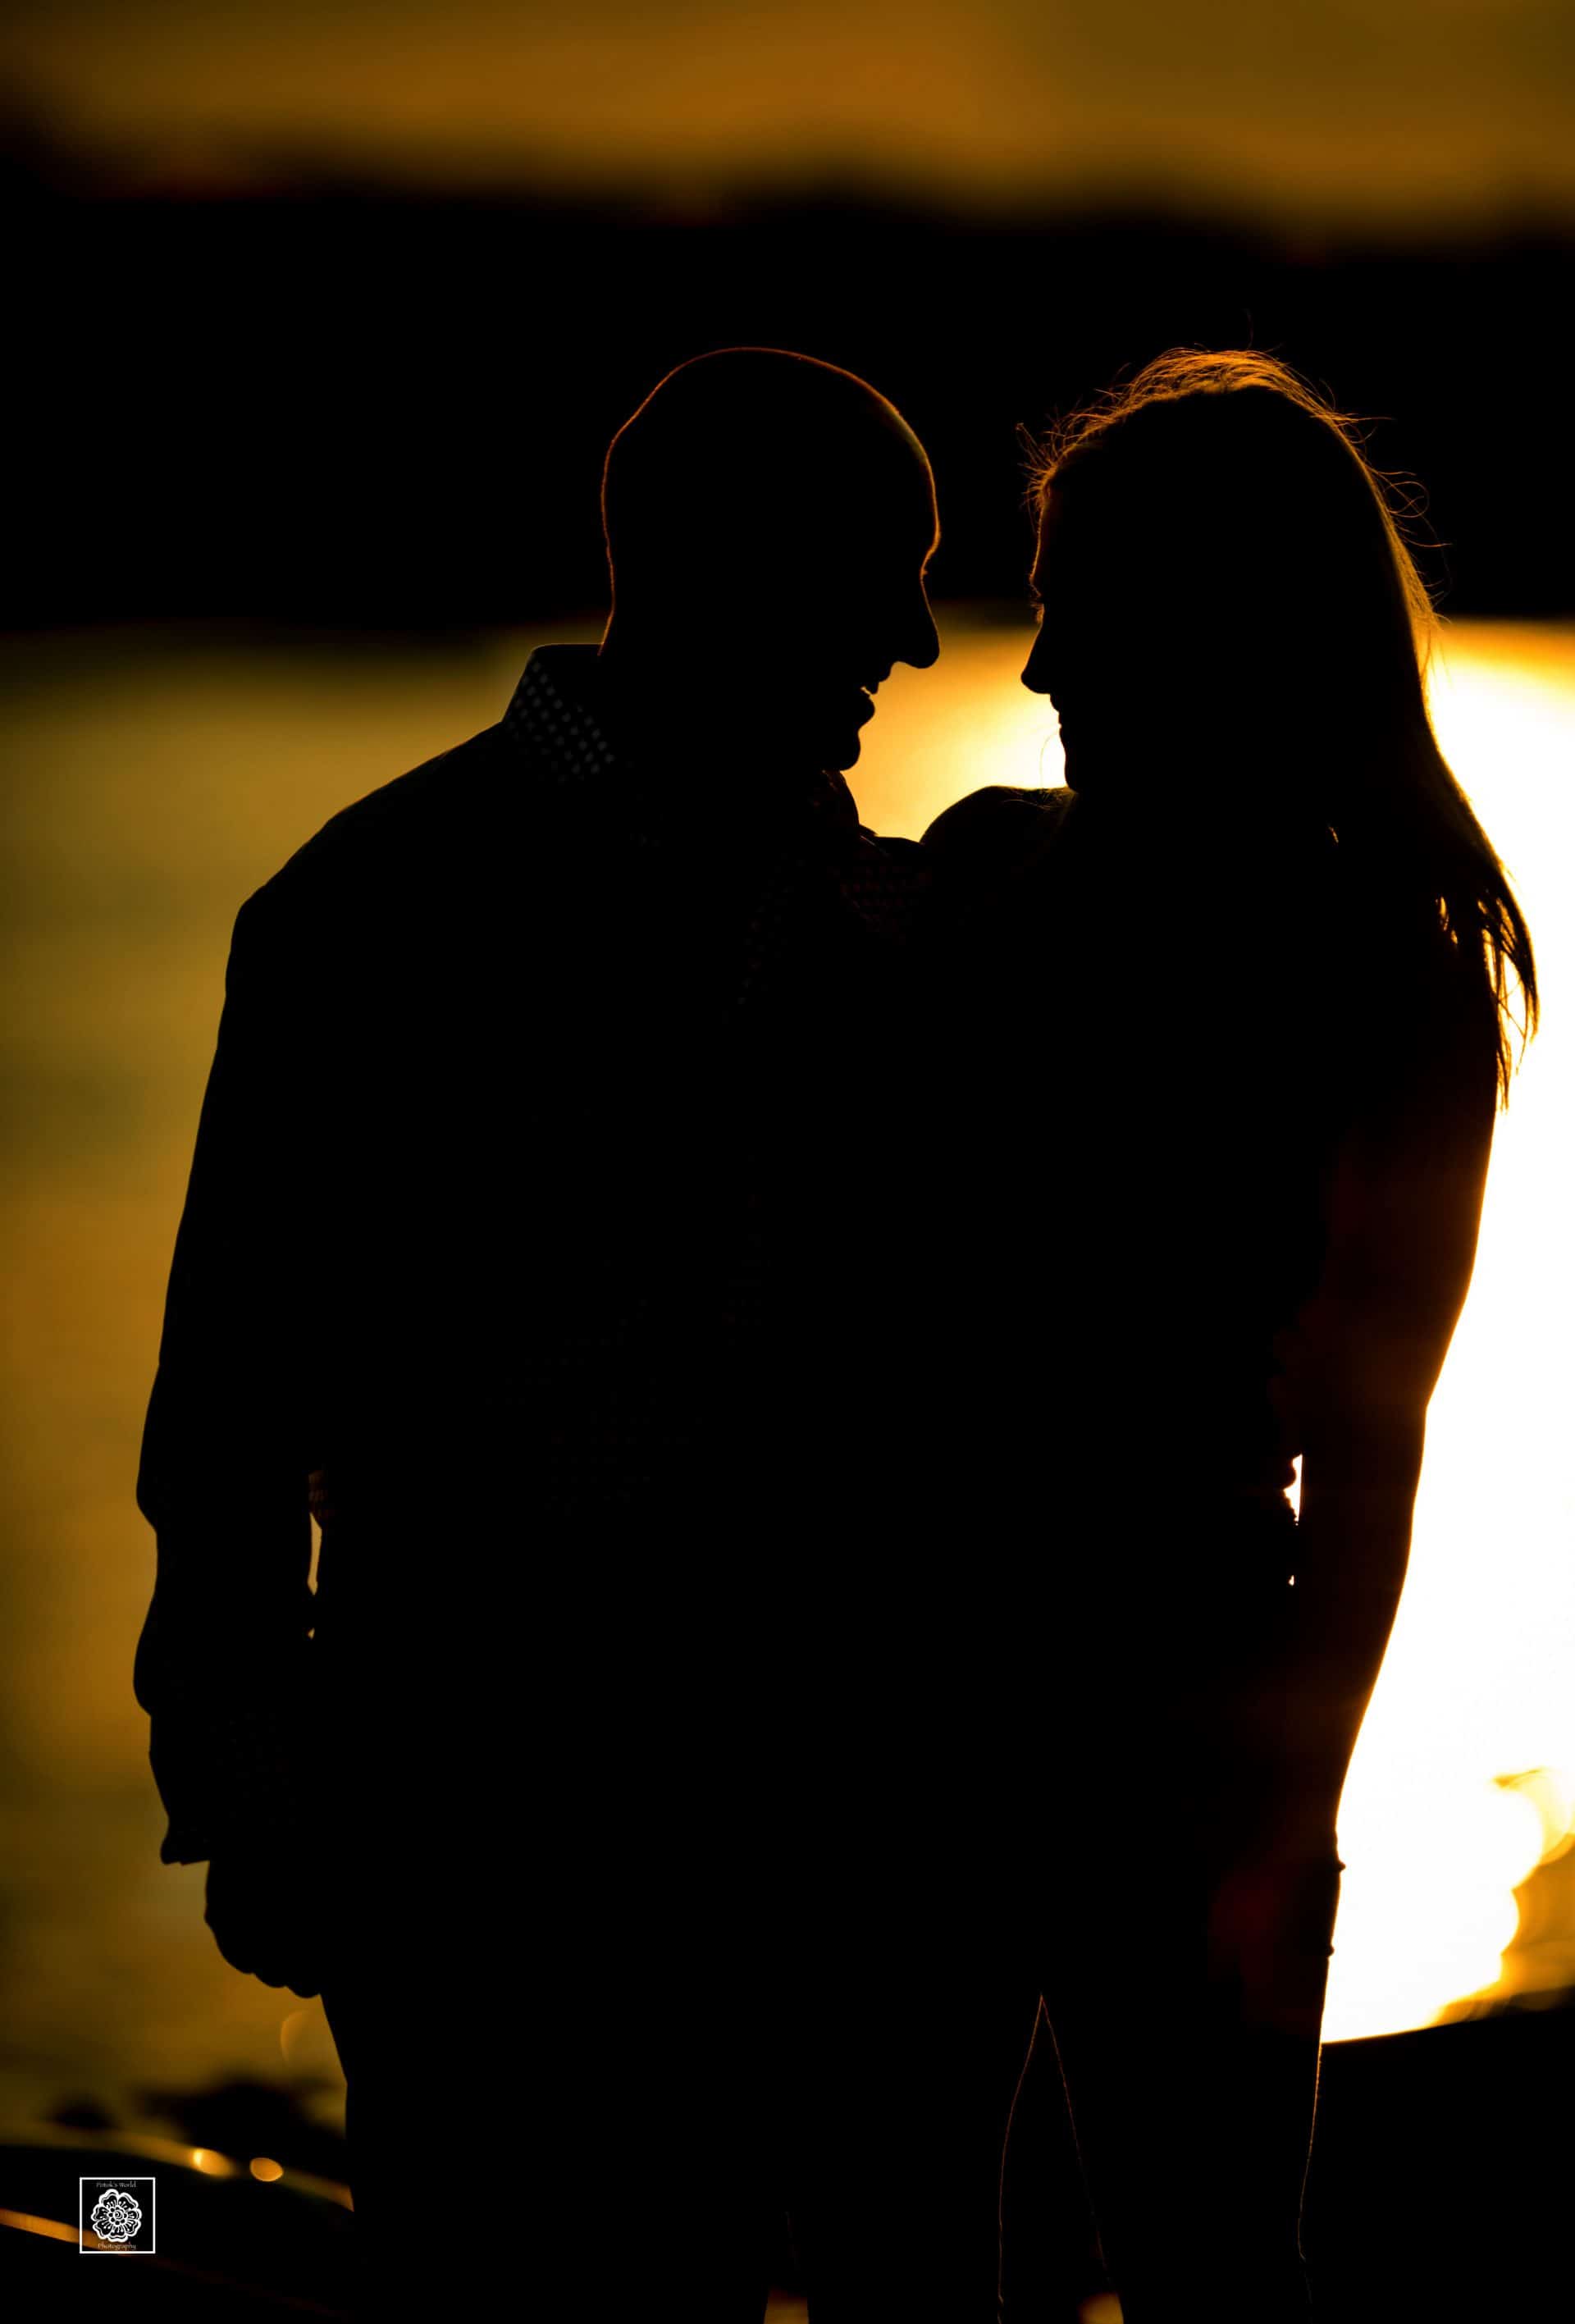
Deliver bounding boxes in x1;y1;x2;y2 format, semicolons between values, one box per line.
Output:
1028;349;1537;1102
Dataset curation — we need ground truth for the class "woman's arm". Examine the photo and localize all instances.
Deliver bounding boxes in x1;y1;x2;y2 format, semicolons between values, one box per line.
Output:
1276;988;1498;1824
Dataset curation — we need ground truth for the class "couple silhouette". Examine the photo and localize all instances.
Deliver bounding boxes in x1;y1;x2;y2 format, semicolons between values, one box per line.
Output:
135;346;1536;2321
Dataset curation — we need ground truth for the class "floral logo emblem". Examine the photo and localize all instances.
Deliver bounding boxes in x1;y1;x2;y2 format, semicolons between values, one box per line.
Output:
90;2188;144;2244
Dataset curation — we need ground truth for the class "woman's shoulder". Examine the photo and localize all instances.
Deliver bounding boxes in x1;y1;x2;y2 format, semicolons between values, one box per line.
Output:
921;784;1076;879
1402;920;1503;1100
1322;854;1504;1136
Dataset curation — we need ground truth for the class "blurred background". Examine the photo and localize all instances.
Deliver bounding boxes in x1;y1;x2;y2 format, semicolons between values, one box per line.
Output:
2;3;1573;2314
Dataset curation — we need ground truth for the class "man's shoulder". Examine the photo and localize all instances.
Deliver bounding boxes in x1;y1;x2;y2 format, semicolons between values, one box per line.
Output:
240;722;514;934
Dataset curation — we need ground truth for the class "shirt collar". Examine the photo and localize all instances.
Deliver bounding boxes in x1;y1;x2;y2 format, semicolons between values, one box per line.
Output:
499;640;931;934
502;641;870;842
500;643;623;788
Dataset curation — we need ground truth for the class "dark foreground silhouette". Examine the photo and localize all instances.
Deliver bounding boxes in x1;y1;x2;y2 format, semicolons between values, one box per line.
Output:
7;2005;1573;2314
917;350;1535;2320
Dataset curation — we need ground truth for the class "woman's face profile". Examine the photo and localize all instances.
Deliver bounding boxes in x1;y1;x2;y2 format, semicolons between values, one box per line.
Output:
1023;454;1297;796
1020;493;1080;719
1021;487;1155;788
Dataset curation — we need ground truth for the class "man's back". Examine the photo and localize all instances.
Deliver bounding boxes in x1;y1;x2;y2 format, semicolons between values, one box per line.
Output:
138;643;929;1858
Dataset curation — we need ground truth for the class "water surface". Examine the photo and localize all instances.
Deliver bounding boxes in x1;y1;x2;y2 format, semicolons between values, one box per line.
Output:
1;613;1569;2130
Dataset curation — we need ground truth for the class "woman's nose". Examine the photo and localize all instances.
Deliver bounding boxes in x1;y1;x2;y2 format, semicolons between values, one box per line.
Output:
1022;633;1053;695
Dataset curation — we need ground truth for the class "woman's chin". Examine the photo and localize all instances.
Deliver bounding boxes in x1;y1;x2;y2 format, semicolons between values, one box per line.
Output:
1060;729;1174;797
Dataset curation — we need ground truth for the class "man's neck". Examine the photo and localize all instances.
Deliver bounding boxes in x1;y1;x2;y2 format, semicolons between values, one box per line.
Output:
595;637;833;799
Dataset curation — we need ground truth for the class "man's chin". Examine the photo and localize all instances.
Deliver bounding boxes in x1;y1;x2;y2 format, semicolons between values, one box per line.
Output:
770;708;868;774
823;710;874;771
778;728;863;774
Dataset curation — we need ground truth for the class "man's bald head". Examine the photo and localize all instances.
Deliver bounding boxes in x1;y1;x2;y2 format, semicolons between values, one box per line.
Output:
603;348;931;593
599;349;939;774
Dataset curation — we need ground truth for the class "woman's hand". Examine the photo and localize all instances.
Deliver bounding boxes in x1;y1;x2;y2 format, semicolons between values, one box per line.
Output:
1208;1833;1344;2040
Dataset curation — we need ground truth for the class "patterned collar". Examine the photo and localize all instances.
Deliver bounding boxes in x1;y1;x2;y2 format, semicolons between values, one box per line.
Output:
501;641;863;833
500;643;625;788
500;640;932;957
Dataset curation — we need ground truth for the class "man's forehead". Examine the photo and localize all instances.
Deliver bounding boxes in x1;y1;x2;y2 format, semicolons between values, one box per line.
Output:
823;427;936;525
792;473;936;556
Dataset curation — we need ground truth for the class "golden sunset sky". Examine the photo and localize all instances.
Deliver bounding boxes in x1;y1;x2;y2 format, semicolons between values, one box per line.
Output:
7;0;1574;226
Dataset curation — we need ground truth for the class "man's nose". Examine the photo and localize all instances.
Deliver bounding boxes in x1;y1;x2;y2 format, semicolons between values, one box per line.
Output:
895;589;941;672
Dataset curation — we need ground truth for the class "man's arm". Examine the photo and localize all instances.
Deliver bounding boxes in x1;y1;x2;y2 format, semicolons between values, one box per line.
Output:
135;885;318;1872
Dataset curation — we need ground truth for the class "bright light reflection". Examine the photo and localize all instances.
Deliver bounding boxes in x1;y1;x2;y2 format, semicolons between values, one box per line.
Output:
861;616;1575;2042
189;2146;239;2177
280;2005;312;2062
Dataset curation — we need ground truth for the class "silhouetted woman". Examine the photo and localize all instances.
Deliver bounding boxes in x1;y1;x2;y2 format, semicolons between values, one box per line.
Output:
921;351;1537;2321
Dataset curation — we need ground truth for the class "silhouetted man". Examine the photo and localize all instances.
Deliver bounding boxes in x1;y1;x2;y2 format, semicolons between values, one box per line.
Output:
135;349;947;2316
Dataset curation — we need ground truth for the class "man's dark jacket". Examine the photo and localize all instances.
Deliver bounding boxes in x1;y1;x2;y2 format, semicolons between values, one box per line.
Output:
135;646;929;1868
